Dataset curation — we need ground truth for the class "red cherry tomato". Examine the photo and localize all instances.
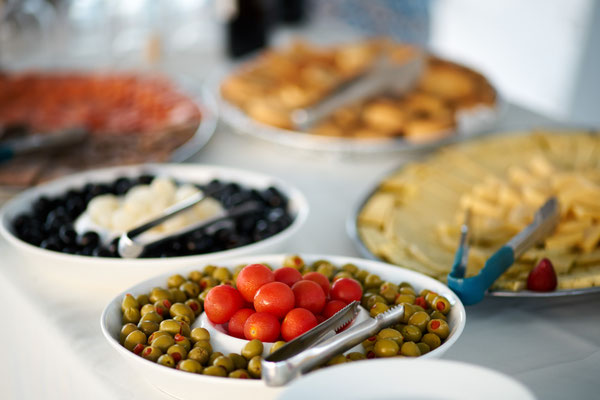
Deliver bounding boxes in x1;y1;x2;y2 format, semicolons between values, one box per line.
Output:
281;308;318;341
254;281;295;319
322;299;347;319
292;280;326;314
244;312;281;342
274;267;303;287
228;308;255;338
236;263;275;302
330;278;362;304
204;285;244;324
303;272;331;296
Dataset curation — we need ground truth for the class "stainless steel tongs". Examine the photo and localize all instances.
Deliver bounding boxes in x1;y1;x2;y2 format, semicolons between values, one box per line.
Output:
261;301;405;386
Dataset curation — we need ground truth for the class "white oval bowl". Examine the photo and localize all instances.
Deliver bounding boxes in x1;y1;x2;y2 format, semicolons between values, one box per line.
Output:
100;254;466;400
0;164;308;292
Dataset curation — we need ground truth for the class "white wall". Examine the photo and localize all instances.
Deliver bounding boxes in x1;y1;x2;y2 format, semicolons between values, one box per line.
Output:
429;0;596;124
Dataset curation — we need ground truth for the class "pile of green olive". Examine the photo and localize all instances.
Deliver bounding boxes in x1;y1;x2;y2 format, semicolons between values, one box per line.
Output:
118;255;453;379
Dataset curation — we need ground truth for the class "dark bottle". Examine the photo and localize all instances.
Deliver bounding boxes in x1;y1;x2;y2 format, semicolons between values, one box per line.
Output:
226;0;268;58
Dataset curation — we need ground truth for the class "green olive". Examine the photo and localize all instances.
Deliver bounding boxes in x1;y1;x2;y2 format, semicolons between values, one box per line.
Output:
185;299;203;316
167;344;188;362
148;330;169;345
284;254;305;269
203;365;226;377
400;341;421;357
374;339;399;357
169;303;196;323
431;296;451;315
213;356;235;373
333;271;353;281
209;352;224;365
169;288;188;304
424;291;439;305
193;340;213;354
242;339;264;360
190;328;210;343
153;299;172;318
379;282;399;303
167;274;186;288
327;354;348;365
122;307;141;324
341;263;359;274
137;320;159;336
316;262;336;279
364;273;382;289
247;356;262;378
377;328;404;346
159;319;190;337
367;295;388;309
174;335;191;352
355;269;369;283
157;354;176;368
173;315;192;326
346;352;366;361
151;334;175;352
177;359;203;374
399;285;416;295
361;336;378;350
408;311;431;332
429;310;447;321
136;294;150;307
140;304;155;316
198;288;211;304
229;353;248;370
199;277;218;291
421;333;442;350
203;265;217;276
229;369;250;379
369;302;389;317
188;270;203;283
140;311;163;324
123;330;147;351
212;267;231;282
269;341;286;354
400;303;416;324
417;342;431;355
141;346;162;362
188;347;210;365
120;323;138;344
395;294;416;305
179;281;200;298
427;319;450;339
401;325;422;342
149;287;173;304
121;294;139;312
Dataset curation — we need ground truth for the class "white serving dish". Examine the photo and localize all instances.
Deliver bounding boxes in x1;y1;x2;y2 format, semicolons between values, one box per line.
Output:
0;165;308;292
279;358;535;400
100;254;466;400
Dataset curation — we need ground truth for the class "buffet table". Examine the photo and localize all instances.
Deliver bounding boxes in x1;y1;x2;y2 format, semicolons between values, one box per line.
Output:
1;101;599;400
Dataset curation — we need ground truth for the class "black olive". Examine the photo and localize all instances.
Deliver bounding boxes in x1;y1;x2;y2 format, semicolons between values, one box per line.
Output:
113;177;133;195
79;231;100;247
32;196;52;218
58;225;78;246
92;247;112;257
137;174;154;185
66;196;85;219
40;236;61;251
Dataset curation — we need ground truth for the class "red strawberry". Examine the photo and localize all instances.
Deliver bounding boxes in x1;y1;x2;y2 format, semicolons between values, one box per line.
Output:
527;258;557;291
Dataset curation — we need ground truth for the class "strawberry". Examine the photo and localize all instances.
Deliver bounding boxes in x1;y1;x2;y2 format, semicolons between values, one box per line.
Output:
527;258;557;291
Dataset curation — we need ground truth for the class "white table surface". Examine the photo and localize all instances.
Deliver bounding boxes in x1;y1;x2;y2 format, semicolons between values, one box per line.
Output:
1;101;599;400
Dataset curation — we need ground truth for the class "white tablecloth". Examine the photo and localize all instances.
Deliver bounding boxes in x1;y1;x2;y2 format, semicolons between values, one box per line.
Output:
1;102;598;400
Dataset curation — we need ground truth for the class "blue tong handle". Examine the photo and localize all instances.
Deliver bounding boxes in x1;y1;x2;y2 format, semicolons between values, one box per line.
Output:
448;246;515;305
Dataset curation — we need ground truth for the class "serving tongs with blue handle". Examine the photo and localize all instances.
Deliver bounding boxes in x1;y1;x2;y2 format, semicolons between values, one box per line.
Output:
0;128;88;163
447;197;560;305
261;300;405;386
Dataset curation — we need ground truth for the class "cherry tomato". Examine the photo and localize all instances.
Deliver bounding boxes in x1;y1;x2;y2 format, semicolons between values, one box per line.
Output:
236;264;275;302
244;312;281;342
204;285;244;324
322;299;347;319
281;308;317;341
228;308;255;338
330;278;362;304
292;280;326;314
316;314;327;324
303;272;331;296
274;267;303;287
254;282;295;319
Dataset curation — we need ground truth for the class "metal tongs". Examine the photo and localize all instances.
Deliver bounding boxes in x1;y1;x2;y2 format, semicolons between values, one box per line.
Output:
290;52;426;131
261;301;405;386
117;191;261;258
447;197;560;305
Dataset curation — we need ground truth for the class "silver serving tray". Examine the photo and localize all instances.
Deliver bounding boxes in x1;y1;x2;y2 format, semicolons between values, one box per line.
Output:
346;130;600;298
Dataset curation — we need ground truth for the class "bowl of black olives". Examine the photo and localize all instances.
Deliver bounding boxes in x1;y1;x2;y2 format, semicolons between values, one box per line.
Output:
0;164;308;291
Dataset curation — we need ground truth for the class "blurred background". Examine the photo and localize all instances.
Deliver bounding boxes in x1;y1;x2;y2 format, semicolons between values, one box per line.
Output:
1;0;599;126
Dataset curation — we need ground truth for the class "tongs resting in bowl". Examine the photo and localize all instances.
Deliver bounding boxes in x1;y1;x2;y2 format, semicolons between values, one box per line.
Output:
447;197;560;305
261;301;405;386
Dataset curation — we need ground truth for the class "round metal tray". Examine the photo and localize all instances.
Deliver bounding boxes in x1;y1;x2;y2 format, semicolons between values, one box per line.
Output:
346;130;600;298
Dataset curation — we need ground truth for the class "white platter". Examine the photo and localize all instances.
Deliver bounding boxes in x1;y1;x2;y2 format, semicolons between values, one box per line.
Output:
0;164;308;292
100;254;466;400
